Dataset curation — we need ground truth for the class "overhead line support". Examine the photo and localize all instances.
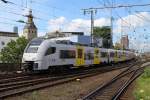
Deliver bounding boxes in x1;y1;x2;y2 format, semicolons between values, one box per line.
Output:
82;8;97;46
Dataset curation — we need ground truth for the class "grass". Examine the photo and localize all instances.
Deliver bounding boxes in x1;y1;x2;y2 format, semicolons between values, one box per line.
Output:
134;67;150;100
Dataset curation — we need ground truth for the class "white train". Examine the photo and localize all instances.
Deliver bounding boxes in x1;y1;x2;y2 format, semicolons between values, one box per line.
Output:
22;37;135;72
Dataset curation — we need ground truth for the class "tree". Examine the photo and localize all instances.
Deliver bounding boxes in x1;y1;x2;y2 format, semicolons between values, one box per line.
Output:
93;26;111;39
0;37;28;64
114;43;123;50
93;26;112;48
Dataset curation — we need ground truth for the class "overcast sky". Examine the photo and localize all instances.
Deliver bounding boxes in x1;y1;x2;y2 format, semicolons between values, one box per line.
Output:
0;0;150;52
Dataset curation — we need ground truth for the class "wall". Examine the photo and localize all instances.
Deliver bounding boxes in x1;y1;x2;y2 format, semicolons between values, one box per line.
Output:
0;36;18;52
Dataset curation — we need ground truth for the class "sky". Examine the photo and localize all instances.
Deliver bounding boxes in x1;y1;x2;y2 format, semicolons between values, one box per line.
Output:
0;0;150;52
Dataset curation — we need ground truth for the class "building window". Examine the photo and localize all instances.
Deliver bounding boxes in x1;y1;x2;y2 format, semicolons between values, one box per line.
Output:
60;50;75;59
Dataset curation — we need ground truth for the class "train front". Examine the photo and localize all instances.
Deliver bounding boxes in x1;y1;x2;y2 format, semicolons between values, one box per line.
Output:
22;38;44;72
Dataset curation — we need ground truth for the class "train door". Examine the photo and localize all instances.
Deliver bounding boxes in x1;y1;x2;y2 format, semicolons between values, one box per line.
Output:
114;51;118;63
123;51;126;61
94;48;100;64
75;46;85;66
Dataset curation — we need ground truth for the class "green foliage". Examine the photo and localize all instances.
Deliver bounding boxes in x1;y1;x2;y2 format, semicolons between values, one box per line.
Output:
0;37;28;63
142;67;150;78
93;26;111;39
93;26;112;48
134;67;150;100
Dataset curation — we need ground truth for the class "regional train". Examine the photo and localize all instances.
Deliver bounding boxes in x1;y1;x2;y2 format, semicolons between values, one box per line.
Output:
22;37;135;72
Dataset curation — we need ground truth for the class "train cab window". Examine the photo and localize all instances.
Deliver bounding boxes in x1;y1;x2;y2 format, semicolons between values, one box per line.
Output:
26;47;38;53
45;47;56;56
25;38;44;53
30;38;44;46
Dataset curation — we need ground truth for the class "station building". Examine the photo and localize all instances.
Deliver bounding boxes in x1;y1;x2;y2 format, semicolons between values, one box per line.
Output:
0;31;18;52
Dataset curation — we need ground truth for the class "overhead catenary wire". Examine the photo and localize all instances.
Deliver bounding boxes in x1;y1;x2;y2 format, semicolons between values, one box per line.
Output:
96;0;106;6
135;12;150;22
86;1;149;51
0;0;58;19
82;3;150;10
0;5;57;23
0;21;20;26
31;0;72;13
0;20;47;31
0;9;50;23
1;1;150;34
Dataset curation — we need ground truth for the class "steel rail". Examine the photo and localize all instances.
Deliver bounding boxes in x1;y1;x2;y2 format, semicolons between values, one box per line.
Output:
81;63;142;100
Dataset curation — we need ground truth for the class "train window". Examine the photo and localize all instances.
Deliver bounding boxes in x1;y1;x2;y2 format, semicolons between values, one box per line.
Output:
84;53;87;60
84;51;94;60
88;53;94;59
95;50;99;54
101;52;107;57
26;46;38;53
1;41;5;45
60;50;75;59
119;52;121;57
95;50;99;58
115;51;118;57
110;52;114;57
123;52;126;56
45;47;56;56
78;49;83;58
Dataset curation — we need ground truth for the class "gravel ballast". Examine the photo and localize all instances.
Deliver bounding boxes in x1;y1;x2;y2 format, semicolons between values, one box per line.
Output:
5;68;126;100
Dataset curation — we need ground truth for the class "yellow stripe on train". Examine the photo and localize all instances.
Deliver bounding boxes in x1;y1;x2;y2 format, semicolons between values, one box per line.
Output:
94;48;100;64
75;46;85;66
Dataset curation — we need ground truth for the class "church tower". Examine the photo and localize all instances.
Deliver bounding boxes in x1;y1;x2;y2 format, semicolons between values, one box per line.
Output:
23;9;37;41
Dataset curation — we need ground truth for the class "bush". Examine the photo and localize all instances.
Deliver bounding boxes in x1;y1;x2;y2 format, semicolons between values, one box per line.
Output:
134;67;150;100
142;68;150;78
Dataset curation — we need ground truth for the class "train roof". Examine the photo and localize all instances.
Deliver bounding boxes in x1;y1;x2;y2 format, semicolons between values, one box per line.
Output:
32;37;134;53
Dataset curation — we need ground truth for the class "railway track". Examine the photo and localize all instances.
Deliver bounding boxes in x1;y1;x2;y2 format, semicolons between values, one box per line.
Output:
0;60;136;82
0;60;138;99
81;63;145;100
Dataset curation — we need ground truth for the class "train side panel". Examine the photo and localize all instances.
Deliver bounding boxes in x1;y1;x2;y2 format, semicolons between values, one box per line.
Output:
22;37;136;72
